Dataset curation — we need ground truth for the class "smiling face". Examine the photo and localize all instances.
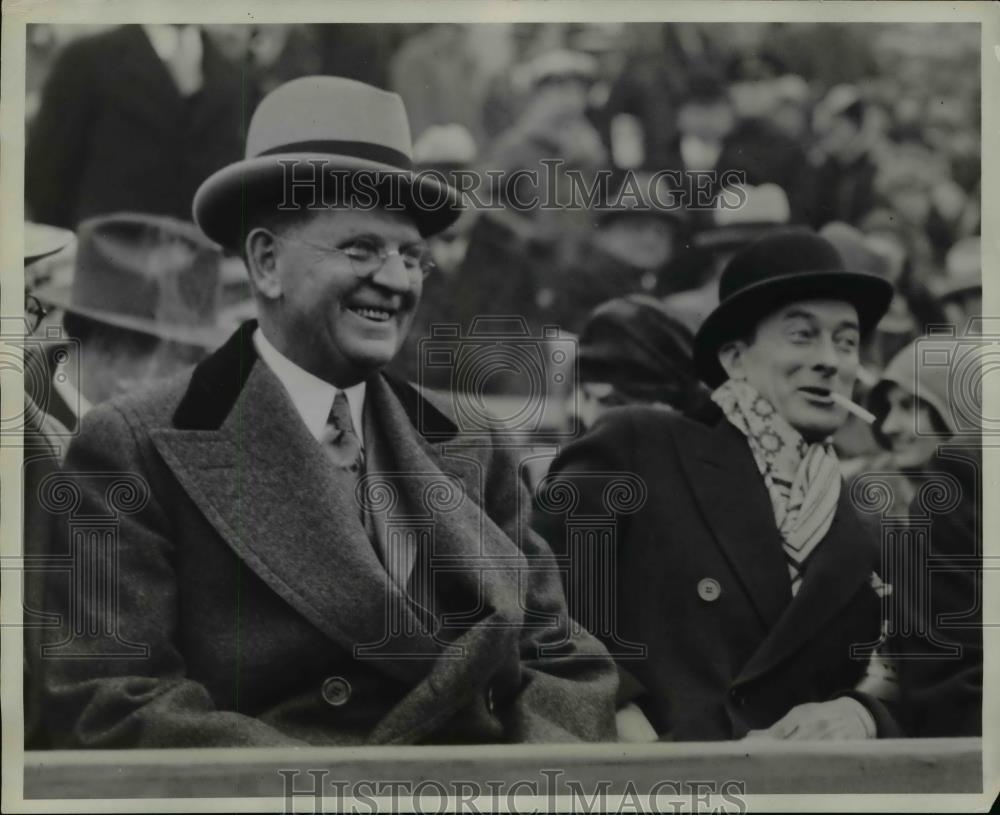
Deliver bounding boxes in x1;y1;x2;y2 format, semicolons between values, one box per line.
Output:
718;298;861;441
248;208;424;387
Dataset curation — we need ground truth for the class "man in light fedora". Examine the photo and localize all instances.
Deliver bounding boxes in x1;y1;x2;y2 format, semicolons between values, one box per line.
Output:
30;213;237;432
535;229;905;741
41;76;616;748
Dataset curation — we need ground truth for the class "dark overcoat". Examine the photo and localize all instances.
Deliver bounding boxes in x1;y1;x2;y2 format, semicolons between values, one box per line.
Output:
40;324;616;747
533;404;901;740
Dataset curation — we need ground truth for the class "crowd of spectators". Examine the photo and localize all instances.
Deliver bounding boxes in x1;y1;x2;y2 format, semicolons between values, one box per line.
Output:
25;20;982;485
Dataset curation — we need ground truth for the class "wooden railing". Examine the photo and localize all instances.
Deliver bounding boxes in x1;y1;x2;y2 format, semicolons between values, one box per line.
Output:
21;738;981;799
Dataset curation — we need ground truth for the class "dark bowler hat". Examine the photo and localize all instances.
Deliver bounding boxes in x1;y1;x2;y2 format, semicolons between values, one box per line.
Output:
193;76;461;251
33;213;236;349
693;228;893;386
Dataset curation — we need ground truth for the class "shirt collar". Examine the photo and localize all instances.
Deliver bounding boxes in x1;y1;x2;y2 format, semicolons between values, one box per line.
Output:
253;327;366;445
142;24;203;64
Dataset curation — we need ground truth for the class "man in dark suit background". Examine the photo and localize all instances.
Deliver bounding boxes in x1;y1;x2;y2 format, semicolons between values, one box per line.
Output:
26;24;249;228
535;230;903;741
40;76;616;748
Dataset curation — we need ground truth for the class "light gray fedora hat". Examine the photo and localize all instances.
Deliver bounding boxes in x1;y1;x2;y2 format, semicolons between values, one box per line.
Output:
193;76;462;251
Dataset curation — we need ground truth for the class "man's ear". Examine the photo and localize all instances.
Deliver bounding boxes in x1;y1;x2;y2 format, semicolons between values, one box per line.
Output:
717;339;748;381
245;227;282;300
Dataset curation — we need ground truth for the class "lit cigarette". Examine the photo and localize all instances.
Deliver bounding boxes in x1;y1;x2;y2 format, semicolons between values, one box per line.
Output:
830;391;877;425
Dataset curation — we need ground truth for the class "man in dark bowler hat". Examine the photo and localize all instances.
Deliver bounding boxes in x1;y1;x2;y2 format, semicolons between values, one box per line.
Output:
40;76;616;748
535;229;903;741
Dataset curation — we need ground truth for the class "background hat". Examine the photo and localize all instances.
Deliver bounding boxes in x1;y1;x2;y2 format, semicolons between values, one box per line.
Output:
597;171;687;228
193;76;461;251
693;228;894;386
933;236;981;301
413;123;478;171
819;221;892;279
693;183;791;251
527;49;598;88
33;213;234;349
580;294;705;409
24;221;74;264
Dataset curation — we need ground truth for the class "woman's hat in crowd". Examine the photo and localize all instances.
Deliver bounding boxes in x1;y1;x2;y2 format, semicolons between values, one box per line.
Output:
693;228;894;386
579;294;705;410
868;338;961;448
33;213;237;349
193;76;461;251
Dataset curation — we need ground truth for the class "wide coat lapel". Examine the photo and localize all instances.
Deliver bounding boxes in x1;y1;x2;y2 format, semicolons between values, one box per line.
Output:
734;486;880;685
673;418;792;630
360;376;530;743
364;376;527;632
149;328;441;685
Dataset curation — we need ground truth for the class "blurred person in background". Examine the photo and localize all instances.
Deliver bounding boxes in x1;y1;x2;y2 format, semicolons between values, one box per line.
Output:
807;85;878;229
390;24;485;142
551;172;686;334
391;124;480;388
662;183;791;334
933;237;982;332
479;23;563;140
673;68;813;224
460;50;608;332
859;209;946;356
570;294;708;435
29;214;235;431
26;24;249;229
22;222;76;750
768;74;814;144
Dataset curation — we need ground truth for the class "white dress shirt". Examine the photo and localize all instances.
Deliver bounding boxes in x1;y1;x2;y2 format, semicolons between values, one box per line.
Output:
253;328;366;446
142;24;204;96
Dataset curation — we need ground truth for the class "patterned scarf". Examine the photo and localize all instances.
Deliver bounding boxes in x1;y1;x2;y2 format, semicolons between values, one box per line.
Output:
711;379;842;595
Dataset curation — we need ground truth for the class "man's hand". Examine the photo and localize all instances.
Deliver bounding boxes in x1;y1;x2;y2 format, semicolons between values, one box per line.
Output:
744;697;877;741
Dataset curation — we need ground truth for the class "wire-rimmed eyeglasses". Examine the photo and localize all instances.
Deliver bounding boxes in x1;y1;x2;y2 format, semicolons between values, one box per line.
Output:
278;235;438;280
25;293;49;335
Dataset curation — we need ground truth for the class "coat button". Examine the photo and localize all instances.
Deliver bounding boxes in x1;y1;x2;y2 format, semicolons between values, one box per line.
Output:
486;685;496;715
321;676;352;707
697;578;722;602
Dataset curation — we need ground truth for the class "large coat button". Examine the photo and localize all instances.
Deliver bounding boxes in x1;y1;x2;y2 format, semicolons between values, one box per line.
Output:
486;685;496;715
321;676;352;707
697;578;722;602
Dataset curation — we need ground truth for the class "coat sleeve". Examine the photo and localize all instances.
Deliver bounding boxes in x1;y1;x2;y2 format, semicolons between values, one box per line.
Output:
41;403;305;748
531;410;653;717
481;435;619;742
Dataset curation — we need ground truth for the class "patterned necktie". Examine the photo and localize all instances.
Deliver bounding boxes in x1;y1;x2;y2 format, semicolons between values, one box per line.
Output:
323;391;364;473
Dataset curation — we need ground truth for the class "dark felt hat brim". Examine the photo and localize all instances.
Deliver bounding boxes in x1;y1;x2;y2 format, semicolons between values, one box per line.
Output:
193;154;462;252
693;270;894;387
